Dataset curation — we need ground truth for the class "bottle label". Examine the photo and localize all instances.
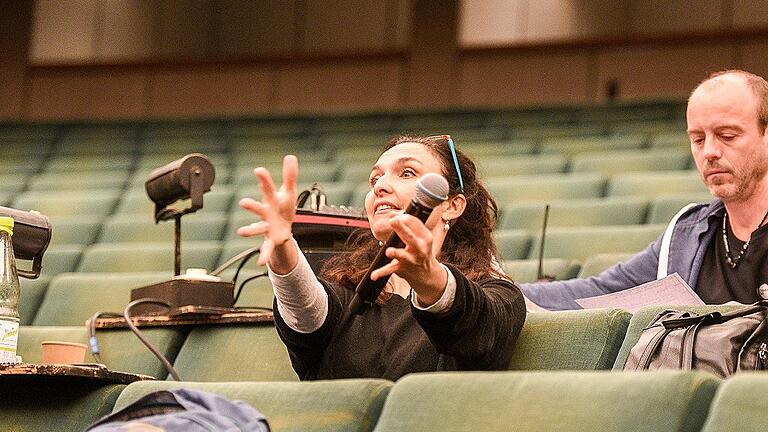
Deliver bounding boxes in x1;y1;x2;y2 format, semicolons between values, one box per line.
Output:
0;318;18;363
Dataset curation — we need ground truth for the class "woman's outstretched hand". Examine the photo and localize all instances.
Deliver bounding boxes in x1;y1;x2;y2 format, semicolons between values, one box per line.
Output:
237;155;299;270
369;213;448;305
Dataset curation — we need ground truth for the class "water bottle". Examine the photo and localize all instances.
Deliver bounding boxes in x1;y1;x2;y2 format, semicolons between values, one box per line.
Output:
0;217;20;363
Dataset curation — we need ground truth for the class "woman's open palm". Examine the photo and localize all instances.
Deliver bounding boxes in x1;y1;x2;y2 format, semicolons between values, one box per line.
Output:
237;155;299;266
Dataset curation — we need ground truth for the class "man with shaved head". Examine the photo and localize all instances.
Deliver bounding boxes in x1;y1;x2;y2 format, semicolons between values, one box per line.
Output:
521;70;768;310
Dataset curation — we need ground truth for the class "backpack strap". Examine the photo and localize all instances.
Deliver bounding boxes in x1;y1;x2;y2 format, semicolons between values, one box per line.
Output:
657;203;698;279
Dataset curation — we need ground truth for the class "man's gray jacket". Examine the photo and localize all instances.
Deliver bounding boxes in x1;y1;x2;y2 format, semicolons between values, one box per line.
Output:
520;199;724;310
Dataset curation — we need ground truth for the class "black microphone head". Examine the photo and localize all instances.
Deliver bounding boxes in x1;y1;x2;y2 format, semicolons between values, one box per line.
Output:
414;173;449;208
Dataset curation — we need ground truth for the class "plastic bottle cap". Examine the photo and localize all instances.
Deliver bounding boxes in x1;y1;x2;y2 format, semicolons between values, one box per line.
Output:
0;217;13;236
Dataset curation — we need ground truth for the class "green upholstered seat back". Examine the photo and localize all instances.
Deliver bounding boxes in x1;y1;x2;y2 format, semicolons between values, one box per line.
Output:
19;326;188;379
502;259;581;283
172;323;297;382
116;379;392;432
32;272;169;326
77;241;222;272
701;374;768;432
527;224;665;261
373;371;718;432
508;308;631;370
0;382;124;432
578;252;636;278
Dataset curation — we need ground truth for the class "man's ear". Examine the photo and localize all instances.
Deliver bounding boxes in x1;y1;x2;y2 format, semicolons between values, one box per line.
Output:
442;194;467;222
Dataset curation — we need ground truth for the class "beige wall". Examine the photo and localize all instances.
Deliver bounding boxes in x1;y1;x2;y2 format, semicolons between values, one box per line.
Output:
6;0;768;121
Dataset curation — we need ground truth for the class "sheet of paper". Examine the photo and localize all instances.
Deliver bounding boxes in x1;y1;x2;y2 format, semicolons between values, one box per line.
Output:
574;273;704;313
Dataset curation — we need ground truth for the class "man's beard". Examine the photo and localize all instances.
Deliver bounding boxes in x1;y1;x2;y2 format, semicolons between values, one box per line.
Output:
706;150;768;202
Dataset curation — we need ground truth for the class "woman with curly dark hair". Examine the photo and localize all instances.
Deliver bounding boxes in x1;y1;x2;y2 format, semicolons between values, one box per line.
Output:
238;135;525;381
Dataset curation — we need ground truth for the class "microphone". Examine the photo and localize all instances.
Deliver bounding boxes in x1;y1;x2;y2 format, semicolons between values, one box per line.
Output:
349;173;449;315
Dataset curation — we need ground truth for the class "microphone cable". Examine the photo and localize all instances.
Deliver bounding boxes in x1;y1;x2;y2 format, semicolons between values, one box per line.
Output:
87;299;181;381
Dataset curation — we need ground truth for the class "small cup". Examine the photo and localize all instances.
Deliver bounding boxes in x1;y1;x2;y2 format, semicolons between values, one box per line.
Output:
41;341;88;364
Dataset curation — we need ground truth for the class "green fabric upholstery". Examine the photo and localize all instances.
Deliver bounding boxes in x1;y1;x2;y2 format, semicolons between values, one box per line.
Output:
172;324;297;382
475;154;567;178
570;148;691;176
502;259;581;283
494;230;532;260
18;326;187;378
613;304;744;370
39;244;85;275
98;212;228;243
77;241;222;272
19;276;50;325
578;252;636;278
44;154;134;171
539;134;647;156
235;161;340;185
116;187;235;215
647;194;714;224
374;371;718;432
701;374;768;432
486;173;606;202
12;189;120;219
115;379;392;432
27;171;129;191
0;174;29;194
527;224;665;261
0;381;124;432
608;170;708;198
508;309;631;370
500;197;648;231
49;216;103;245
32;272;169;326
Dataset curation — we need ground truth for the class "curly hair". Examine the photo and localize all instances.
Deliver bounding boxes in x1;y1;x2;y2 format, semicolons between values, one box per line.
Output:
320;135;504;290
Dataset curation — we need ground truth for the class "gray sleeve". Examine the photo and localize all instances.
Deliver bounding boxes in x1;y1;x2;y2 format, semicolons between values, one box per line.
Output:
519;235;663;310
268;239;328;333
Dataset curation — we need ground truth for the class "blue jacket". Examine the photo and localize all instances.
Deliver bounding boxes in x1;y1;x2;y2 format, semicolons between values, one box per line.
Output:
520;200;724;310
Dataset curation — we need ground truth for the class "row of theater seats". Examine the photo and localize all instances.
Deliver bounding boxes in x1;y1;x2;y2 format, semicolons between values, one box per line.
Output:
7;304;764;431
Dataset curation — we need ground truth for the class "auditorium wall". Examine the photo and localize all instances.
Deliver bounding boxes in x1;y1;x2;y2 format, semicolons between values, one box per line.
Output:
2;0;768;121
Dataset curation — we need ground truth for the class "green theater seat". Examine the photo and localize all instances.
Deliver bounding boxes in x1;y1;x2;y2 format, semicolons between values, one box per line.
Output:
578;252;637;277
49;216;104;245
527;224;665;261
701;374;768;432
508;308;630;370
39;244;85;275
608;170;707;198
98;212;228;243
476;154;567;178
494;230;532;260
77;241;222;273
13;189;121;220
647;194;713;224
115;379;392;432
486;173;606;202
374;371;718;432
570;148;691;176
500;197;648;231
171;324;297;382
540;134;647;156
502;258;580;283
19;276;51;326
18;325;187;379
31;272;169;326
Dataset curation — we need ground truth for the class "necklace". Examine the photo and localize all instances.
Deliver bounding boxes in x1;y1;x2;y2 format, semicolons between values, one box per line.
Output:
722;209;768;269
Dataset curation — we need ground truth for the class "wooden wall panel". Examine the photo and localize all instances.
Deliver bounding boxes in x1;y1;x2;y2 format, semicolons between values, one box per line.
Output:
26;69;147;120
732;0;768;29
0;65;25;120
99;0;156;61
217;0;297;56
148;67;273;117
304;0;390;53
156;0;215;58
628;0;724;35
275;60;402;112
30;0;98;63
595;44;737;101
741;41;768;79
458;51;591;107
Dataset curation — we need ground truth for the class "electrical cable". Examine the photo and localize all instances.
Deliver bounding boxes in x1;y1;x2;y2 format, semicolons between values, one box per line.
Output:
210;245;261;277
123;298;181;381
87;311;123;364
233;272;268;305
